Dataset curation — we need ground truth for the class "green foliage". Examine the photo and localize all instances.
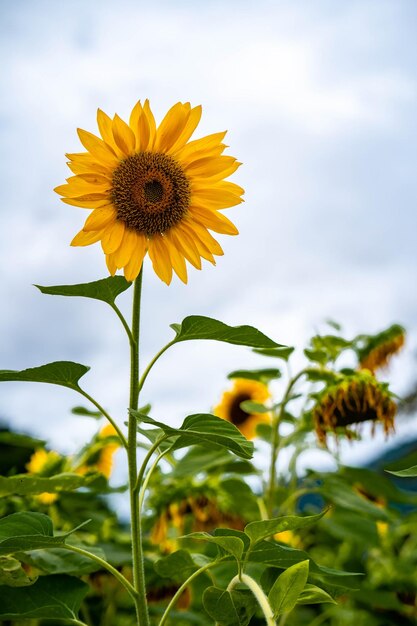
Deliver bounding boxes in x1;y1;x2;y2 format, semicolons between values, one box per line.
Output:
386;464;417;477
228;368;281;383
0;361;90;391
244;512;327;546
36;275;132;304
203;587;258;626
268;560;309;616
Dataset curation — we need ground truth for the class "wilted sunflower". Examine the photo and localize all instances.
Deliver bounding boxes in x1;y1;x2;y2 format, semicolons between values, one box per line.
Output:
55;100;243;284
213;378;271;439
358;324;405;373
313;372;396;444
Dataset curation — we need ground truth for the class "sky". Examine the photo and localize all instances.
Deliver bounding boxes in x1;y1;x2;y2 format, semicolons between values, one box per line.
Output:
0;0;417;481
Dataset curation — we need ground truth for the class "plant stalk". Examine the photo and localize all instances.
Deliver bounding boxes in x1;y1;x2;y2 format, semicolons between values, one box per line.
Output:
227;574;276;625
127;270;150;626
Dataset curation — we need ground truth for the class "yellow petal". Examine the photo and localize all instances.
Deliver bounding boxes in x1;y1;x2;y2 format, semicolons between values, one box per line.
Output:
167;226;202;269
124;235;147;281
66;160;110;176
71;228;104;246
113;228;138;267
190;205;239;235
148;235;173;285
106;253;118;276
97;109;123;157
83;206;116;231
112;114;136;155
164;236;188;283
77;128;119;167
174;131;226;161
168;105;202;153
185;155;237;178
180;222;215;264
154;102;190;152
185;220;224;256
143;100;156;150
101;220;125;254
75;173;112;185
129;100;142;130
61;196;110;209
191;160;241;183
191;188;243;209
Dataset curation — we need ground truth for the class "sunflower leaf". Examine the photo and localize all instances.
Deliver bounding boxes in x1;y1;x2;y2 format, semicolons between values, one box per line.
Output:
71;405;102;418
268;560;309;617
131;411;254;459
297;583;337;605
203;587;257;626
0;574;88;620
35;276;131;305
244;511;327;546
170;315;283;349
385;464;417;477
0;473;96;497
0;362;90;391
228;368;281;383
179;532;244;562
239;400;270;414
253;346;295;361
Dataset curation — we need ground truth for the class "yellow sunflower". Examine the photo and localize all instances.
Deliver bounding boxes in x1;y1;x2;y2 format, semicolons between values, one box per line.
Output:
358;324;406;373
313;372;396;445
26;448;61;505
75;424;120;479
55;100;243;284
213;378;271;439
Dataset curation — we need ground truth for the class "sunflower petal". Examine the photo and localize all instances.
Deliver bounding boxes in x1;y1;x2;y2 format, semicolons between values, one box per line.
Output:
168;105;202;153
101;220;125;254
112;114;136;155
185;220;224;256
106;253;118;276
190;205;239;235
124;234;147;281
164;236;188;283
83;206;116;231
191;188;244;209
97;109;122;156
143;100;156;149
113;228;138;267
148;235;173;285
71;228;104;246
77;128;119;167
180;223;215;264
155;102;190;152
174;131;226;161
185;155;238;178
167;226;202;270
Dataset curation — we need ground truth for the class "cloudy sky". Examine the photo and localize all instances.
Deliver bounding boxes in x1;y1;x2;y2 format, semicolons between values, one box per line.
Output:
1;0;416;476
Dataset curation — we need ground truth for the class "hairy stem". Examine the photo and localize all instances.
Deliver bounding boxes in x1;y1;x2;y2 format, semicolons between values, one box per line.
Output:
138;340;175;392
227;574;276;625
78;389;127;449
127;271;150;626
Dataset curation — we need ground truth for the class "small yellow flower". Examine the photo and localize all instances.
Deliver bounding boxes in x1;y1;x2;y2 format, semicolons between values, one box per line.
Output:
358;324;405;373
213;378;271;439
313;372;396;444
55;101;243;284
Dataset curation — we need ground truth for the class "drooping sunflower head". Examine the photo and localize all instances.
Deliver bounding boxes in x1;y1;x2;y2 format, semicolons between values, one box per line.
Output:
357;324;406;373
213;378;271;440
55;101;243;284
313;372;397;445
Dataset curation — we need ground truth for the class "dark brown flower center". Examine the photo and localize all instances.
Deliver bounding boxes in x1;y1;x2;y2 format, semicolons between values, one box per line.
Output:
111;152;191;236
229;393;252;426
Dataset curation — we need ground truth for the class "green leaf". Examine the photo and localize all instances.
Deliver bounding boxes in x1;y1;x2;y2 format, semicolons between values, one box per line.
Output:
304;369;342;383
35;275;131;305
0;473;96;497
0;556;37;587
0;574;89;620
253;346;295;361
386;464;417;477
297;583;337;605
154;550;201;583
71;405;102;418
268;560;309;616
181;533;244;562
132;411;254;460
172;447;257;478
170;315;283;349
25;545;105;575
0;512;89;557
244;511;326;546
0;361;90;391
304;349;328;365
203;587;257;626
228;368;281;383
239;400;270;414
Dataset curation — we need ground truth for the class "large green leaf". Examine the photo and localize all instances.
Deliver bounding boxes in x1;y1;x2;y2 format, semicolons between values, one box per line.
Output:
172;447;256;478
268;560;309;616
0;473;95;497
170;315;282;349
181;533;244;562
25;545;105;575
0;574;89;620
154;550;207;583
203;587;257;626
132;411;254;460
386;464;417;477
35;276;131;305
244;511;326;546
0;512;89;557
0;361;90;391
228;368;281;383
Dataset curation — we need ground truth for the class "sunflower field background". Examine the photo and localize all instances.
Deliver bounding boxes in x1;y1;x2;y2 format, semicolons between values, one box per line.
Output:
1;1;417;625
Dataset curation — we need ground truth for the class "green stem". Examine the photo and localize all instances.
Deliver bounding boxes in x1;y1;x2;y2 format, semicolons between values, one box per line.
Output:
78;389;127;449
138;448;170;510
111;302;135;345
127;270;150;626
65;544;137;600
138;340;175;392
158;560;221;626
134;436;170;493
267;369;307;515
227;574;276;625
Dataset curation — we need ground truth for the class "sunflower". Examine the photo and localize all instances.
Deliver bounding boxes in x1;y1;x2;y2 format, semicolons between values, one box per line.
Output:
75;424;120;479
55;100;243;284
358;324;406;373
26;448;62;505
313;372;396;444
213;378;271;439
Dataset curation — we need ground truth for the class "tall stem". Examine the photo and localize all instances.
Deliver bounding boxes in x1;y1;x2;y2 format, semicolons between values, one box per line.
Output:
227;574;276;626
127;271;150;626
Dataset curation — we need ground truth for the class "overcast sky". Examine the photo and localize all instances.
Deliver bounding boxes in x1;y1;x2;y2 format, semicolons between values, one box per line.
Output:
1;0;416;476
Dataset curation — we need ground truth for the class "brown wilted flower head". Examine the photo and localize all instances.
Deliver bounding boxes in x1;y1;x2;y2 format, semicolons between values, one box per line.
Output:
358;324;405;373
